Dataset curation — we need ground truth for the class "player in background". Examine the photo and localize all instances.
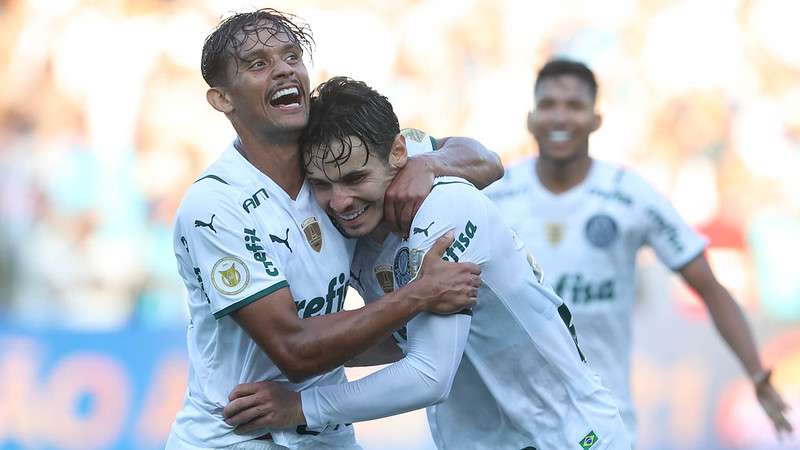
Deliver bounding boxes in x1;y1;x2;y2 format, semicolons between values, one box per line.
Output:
167;10;503;450
223;77;632;450
484;59;793;441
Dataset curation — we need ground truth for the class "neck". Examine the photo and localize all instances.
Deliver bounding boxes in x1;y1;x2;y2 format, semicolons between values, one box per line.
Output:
368;222;393;244
535;153;593;194
235;127;304;199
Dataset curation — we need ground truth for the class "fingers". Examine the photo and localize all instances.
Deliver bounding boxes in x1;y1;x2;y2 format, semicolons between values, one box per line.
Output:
462;262;482;276
223;395;264;426
383;192;400;234
426;232;455;260
228;382;259;401
397;199;422;235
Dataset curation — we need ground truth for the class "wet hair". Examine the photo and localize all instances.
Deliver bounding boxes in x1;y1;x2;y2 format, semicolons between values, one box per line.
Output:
301;76;400;177
201;8;314;87
535;58;598;102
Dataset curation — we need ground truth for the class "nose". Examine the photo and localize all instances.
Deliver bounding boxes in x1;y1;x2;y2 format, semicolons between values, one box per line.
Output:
330;185;354;214
272;57;294;79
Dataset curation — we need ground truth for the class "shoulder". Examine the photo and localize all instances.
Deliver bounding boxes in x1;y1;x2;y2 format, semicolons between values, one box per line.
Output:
483;156;534;199
414;177;487;226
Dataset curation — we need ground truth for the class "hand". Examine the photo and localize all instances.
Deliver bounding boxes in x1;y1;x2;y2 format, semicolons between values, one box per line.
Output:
384;155;436;236
223;380;304;433
411;232;481;314
754;370;794;437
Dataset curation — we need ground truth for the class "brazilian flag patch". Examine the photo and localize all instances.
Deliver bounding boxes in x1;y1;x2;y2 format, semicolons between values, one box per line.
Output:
579;430;598;449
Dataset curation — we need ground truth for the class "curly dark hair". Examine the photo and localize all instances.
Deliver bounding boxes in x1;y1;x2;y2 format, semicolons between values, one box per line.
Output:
201;8;314;87
301;76;400;178
535;58;598;102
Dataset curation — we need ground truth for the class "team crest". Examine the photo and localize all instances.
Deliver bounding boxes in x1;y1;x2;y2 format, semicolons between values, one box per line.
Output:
211;256;250;295
585;214;618;248
545;222;564;246
302;217;323;252
374;265;395;293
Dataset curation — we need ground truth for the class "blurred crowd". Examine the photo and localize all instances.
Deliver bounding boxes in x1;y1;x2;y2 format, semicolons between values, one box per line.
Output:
1;0;798;330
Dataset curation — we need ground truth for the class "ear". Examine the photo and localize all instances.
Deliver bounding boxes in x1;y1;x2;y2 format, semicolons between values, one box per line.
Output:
388;133;408;170
591;111;603;132
526;110;535;135
207;87;234;114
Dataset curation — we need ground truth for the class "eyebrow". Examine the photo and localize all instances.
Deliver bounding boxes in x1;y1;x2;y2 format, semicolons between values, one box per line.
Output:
239;42;301;61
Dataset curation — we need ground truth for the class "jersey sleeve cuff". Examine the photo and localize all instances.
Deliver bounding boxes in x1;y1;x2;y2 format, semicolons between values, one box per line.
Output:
213;280;289;319
300;387;325;428
668;241;708;271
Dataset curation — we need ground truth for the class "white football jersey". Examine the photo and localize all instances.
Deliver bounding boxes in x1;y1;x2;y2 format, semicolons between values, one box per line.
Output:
170;142;358;449
304;176;628;450
485;157;707;435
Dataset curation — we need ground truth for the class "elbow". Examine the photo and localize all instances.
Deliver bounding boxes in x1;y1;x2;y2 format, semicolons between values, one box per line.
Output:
269;345;322;383
421;378;452;405
416;370;454;406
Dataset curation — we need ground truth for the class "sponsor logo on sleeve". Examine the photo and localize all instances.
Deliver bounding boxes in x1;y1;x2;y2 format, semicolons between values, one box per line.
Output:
400;128;426;143
441;220;478;262
584;214;619;248
244;228;280;276
211;256;249;295
645;207;685;253
413;221;435;237
194;214;217;233
302;217;323;252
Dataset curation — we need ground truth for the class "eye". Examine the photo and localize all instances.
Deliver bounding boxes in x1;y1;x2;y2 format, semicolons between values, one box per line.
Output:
286;52;299;63
344;174;367;185
249;60;267;70
309;179;331;190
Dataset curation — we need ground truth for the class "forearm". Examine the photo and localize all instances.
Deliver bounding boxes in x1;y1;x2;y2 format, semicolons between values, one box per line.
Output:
428;137;503;189
345;337;405;367
302;314;470;427
282;284;425;380
704;286;764;377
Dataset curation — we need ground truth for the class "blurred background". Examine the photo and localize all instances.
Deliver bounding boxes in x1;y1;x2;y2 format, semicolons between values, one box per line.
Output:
0;0;798;449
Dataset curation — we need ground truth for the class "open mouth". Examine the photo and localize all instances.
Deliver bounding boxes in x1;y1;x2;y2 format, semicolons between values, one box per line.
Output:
269;86;302;109
337;205;369;222
549;130;572;142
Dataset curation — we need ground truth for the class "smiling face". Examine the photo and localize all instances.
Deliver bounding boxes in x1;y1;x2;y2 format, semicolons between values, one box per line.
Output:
528;74;601;164
210;21;311;141
305;136;406;238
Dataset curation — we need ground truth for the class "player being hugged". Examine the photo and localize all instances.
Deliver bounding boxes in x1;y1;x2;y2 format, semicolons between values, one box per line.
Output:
224;77;632;450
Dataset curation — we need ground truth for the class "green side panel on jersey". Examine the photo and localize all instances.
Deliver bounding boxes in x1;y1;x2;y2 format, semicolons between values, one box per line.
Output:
579;430;598;449
195;174;229;185
214;280;289;319
429;135;437;150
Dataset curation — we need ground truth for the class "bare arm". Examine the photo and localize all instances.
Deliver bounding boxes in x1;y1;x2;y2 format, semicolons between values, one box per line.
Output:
679;253;793;435
232;234;480;383
384;136;503;234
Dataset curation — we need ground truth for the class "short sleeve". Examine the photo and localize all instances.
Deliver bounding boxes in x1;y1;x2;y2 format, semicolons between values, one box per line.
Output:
628;173;708;270
396;177;490;288
174;184;288;319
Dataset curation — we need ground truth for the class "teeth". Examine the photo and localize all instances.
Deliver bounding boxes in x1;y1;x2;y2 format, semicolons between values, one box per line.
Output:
271;87;299;101
549;130;571;142
338;206;368;221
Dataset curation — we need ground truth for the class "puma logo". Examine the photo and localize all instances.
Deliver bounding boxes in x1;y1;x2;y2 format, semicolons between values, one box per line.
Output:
194;214;216;233
412;221;435;237
269;228;292;253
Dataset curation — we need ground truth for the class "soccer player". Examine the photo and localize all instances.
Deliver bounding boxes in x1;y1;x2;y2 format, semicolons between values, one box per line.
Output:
484;59;793;440
223;77;632;450
168;9;503;450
